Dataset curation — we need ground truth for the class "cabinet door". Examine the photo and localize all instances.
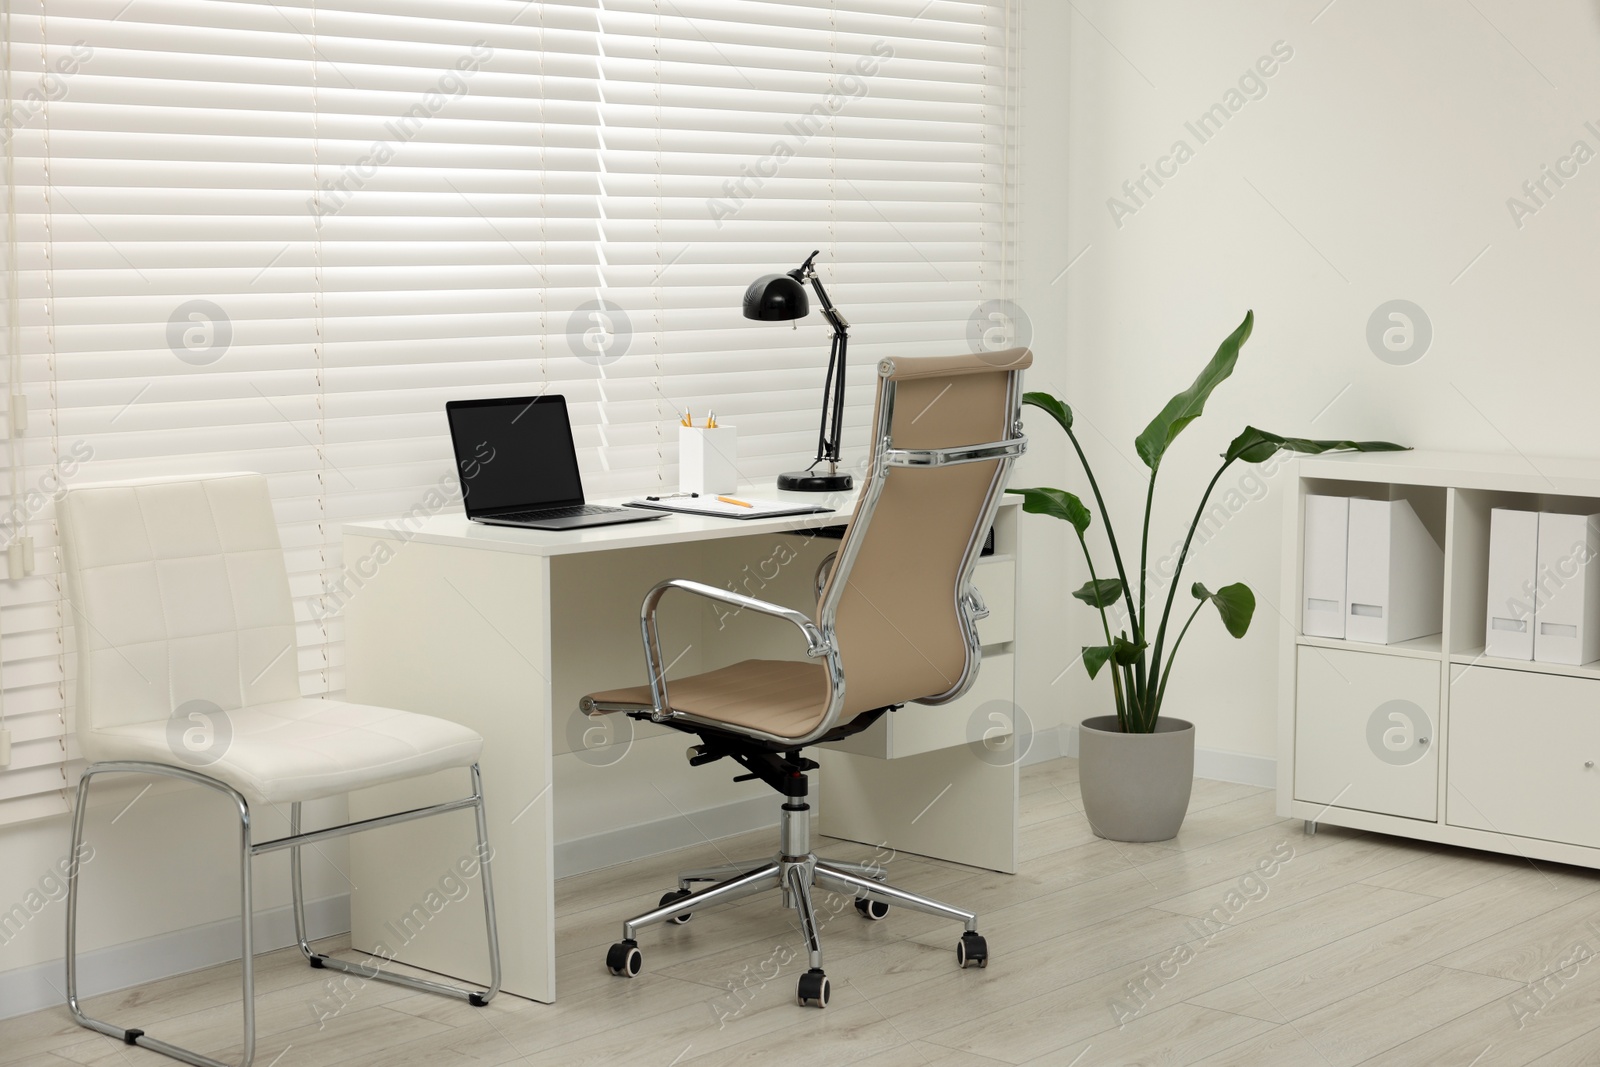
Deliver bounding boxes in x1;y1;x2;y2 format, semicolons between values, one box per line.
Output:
1295;646;1439;820
1449;665;1600;848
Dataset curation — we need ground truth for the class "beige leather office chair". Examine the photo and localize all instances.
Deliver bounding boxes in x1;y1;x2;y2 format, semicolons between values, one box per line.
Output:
58;474;501;1067
582;347;1031;1008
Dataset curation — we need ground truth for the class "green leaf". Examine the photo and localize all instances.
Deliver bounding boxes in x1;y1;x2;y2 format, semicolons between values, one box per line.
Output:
1134;310;1254;471
1005;486;1091;536
1022;391;1073;434
1082;645;1112;679
1224;426;1410;465
1072;577;1124;609
1192;581;1256;639
1112;632;1146;665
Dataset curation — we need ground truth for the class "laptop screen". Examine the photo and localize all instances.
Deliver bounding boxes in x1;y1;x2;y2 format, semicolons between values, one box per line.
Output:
446;395;585;516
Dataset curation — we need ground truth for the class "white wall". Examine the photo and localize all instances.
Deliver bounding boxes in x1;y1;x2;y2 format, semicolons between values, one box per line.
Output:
1028;0;1600;762
1011;0;1078;754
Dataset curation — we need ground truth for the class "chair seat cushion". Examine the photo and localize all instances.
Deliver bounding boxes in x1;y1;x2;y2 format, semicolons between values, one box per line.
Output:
88;698;483;803
586;659;832;740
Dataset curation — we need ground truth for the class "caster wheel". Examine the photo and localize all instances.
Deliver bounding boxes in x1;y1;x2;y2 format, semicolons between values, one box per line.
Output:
796;968;830;1008
661;888;694;925
957;932;988;969
854;897;890;921
606;940;641;977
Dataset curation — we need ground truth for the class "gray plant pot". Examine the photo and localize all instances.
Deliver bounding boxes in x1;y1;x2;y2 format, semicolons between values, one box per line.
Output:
1077;715;1195;842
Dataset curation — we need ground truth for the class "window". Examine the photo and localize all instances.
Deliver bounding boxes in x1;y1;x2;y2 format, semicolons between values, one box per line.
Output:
0;0;1016;825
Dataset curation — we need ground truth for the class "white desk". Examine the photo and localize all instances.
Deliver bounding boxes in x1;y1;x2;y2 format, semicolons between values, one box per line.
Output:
341;487;1021;1002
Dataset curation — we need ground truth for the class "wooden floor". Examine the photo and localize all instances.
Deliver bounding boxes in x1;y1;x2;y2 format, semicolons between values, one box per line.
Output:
8;756;1600;1066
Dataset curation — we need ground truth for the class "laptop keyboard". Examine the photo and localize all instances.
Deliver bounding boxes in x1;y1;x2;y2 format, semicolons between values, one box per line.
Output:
495;504;625;522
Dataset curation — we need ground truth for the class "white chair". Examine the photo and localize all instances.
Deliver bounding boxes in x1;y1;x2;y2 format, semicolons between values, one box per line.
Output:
58;473;500;1067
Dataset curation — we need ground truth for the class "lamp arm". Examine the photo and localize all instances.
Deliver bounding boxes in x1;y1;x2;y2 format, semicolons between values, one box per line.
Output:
828;328;847;465
796;264;848;466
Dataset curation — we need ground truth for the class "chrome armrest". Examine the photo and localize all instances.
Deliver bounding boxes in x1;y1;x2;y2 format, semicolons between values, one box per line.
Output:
884;436;1027;468
639;578;832;719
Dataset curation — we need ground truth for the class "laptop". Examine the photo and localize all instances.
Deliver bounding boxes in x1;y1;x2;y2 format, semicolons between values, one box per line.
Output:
445;395;667;530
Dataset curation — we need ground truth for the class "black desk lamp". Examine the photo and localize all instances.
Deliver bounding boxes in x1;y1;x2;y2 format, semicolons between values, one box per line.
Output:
743;250;852;492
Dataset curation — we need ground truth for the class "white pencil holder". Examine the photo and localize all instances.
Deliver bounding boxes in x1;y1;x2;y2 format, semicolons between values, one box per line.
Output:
680;425;738;495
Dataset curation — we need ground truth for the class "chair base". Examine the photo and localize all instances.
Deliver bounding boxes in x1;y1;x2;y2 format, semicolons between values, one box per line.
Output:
604;794;987;1007
65;760;502;1067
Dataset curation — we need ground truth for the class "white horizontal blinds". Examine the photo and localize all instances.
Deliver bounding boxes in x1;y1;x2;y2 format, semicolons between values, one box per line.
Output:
0;0;1010;826
592;0;1009;484
313;0;612;512
2;1;77;824
0;0;328;825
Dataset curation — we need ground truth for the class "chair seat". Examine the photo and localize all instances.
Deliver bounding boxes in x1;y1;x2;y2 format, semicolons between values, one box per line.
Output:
587;659;833;740
88;697;483;803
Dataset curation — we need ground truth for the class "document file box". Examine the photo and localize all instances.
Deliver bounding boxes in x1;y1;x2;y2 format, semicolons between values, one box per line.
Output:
1302;494;1350;638
1485;508;1539;660
1344;497;1443;645
1533;512;1600;666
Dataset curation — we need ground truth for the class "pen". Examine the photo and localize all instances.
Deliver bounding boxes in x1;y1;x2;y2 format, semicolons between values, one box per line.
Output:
717;495;752;508
646;492;699;501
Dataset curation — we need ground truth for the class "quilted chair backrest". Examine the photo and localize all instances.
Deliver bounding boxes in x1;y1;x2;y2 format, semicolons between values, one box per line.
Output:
57;474;301;747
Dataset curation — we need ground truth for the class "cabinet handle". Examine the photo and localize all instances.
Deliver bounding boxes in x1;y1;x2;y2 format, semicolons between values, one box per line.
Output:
1417;737;1429;746
1587;761;1595;769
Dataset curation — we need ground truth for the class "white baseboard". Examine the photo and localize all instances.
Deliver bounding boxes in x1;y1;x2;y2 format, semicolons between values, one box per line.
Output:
0;894;349;1023
1191;746;1277;789
1061;723;1276;789
1021;723;1065;766
554;794;778;879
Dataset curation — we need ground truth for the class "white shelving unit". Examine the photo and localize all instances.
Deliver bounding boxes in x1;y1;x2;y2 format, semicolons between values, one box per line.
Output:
1279;450;1600;868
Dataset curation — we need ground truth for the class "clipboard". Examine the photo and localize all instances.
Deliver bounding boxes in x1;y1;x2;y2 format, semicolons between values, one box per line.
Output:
624;497;834;521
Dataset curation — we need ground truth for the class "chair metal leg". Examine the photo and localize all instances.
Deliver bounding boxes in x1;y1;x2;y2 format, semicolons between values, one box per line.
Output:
623;863;782;941
66;762;258;1067
605;785;987;1000
814;863;979;933
786;863;824;972
820;859;886;880
289;765;502;1006
678;859;772;887
67;760;503;1067
289;803;321;967
468;763;504;1004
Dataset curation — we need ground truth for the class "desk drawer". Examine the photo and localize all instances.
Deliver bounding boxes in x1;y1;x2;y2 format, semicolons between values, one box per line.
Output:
1448;665;1600;848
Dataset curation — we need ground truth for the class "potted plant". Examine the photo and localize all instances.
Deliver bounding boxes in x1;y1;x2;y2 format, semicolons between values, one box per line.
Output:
1009;310;1405;841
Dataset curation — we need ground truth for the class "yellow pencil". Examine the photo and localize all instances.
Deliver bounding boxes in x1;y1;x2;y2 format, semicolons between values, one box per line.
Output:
716;495;752;508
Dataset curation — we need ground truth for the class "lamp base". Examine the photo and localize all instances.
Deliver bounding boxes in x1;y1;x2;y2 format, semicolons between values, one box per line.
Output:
778;470;853;493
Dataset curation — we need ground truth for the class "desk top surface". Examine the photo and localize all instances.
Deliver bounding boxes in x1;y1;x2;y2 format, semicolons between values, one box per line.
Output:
345;485;1021;558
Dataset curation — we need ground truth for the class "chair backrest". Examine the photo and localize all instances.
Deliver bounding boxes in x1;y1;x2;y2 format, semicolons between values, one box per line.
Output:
817;348;1031;718
58;474;301;740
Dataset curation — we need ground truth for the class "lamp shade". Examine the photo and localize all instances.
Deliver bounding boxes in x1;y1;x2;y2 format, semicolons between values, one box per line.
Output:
743;273;809;321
